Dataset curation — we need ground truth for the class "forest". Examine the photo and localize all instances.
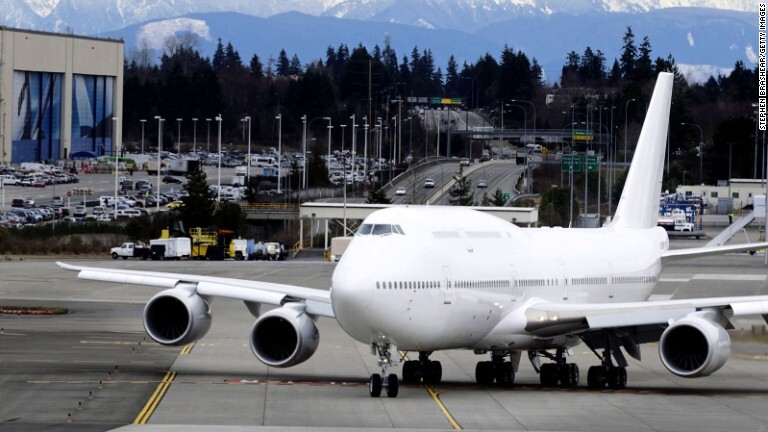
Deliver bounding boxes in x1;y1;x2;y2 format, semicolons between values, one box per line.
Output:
122;26;761;192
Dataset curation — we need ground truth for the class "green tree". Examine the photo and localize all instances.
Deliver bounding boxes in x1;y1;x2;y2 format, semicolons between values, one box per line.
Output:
307;151;330;188
366;185;392;204
480;188;507;206
180;167;215;229
539;187;576;227
212;202;246;234
449;166;474;206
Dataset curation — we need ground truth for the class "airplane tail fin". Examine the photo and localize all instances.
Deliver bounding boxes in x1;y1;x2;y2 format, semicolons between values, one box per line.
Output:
610;72;673;229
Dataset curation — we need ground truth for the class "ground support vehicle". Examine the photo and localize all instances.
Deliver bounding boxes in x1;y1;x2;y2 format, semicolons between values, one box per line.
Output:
110;242;150;260
229;238;256;260
149;237;191;260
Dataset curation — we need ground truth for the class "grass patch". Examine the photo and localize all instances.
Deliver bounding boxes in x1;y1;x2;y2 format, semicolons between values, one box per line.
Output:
0;306;69;315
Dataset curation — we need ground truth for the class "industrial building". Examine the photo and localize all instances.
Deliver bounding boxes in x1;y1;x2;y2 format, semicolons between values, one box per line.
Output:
0;27;123;164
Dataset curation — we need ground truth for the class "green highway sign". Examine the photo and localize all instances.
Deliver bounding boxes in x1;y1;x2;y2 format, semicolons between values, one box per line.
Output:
503;192;511;202
586;155;598;172
561;154;582;173
572;129;594;141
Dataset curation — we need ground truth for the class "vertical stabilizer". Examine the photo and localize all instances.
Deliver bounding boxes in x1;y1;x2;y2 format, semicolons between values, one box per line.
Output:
610;72;673;229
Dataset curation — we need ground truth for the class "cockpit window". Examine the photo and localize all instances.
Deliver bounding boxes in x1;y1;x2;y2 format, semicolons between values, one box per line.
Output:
357;223;405;236
358;224;373;235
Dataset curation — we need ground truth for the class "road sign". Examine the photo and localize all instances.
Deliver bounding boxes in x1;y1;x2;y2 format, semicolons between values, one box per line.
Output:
572;129;594;141
586;155;598;172
503;192;511;202
561;154;582;173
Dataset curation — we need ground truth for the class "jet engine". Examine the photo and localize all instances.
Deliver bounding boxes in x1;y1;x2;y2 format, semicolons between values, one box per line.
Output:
658;312;731;378
143;287;212;346
250;304;319;368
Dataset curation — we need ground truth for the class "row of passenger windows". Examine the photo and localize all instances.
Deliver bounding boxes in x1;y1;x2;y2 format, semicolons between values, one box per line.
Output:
358;224;406;236
374;276;657;290
615;276;657;284
377;281;442;290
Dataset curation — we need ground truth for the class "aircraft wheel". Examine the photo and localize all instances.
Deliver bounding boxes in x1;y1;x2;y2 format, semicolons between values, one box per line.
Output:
386;374;399;398
424;360;442;384
402;361;420;384
369;374;382;397
587;366;606;389
476;361;494;385
540;363;559;387
495;361;514;386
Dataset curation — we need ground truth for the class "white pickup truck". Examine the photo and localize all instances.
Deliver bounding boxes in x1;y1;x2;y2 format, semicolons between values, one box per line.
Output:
673;217;695;232
110;242;150;260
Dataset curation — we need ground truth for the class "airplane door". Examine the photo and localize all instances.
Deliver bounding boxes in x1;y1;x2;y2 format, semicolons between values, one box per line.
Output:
442;266;453;304
510;264;522;303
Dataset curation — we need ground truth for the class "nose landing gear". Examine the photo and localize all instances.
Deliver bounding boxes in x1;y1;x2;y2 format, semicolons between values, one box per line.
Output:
369;344;399;397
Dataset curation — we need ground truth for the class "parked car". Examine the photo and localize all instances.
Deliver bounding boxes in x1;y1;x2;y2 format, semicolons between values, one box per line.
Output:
73;205;87;217
51;196;64;207
162;175;182;184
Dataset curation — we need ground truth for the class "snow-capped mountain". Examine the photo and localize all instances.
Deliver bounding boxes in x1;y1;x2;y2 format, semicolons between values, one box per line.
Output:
0;0;755;34
0;1;757;83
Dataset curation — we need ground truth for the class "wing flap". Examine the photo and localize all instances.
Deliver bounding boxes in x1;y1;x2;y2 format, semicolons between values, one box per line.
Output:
524;295;768;337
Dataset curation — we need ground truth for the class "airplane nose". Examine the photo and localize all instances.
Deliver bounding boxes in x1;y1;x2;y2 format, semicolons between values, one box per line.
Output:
331;267;374;315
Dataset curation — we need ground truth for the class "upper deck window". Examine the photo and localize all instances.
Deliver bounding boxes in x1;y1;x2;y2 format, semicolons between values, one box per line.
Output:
358;224;405;236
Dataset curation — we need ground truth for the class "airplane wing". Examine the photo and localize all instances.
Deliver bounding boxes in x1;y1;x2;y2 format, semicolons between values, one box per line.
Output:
56;262;335;318
523;295;768;338
662;242;768;262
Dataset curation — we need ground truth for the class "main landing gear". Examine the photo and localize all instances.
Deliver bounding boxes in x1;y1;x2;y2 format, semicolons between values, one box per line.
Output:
475;352;516;386
585;338;628;390
529;348;579;387
402;351;443;385
369;344;399;398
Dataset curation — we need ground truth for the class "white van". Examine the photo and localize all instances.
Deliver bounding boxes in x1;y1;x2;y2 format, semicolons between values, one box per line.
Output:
250;155;278;168
116;209;142;218
0;174;19;185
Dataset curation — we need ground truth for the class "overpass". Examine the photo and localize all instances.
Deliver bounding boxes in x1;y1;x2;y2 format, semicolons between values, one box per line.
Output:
296;202;538;250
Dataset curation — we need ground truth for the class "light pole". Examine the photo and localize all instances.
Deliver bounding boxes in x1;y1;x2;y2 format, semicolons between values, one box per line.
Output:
216;115;223;202
192;118;198;153
326;117;333;163
243;116;251;185
112;117;120;216
301;115;307;190
624;98;636;164
681;122;704;184
276;114;282;193
206;118;211;152
350;114;356;173
140;119;146;154
154;116;164;212
511;99;536;145
176;118;182;154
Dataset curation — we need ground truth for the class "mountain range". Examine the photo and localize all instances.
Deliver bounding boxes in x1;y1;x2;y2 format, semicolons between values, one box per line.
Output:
1;0;759;83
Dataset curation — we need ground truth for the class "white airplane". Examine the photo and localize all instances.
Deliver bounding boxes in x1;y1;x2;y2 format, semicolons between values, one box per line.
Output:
60;72;768;398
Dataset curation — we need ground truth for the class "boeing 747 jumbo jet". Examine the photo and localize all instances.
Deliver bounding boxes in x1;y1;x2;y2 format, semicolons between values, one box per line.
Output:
61;72;768;398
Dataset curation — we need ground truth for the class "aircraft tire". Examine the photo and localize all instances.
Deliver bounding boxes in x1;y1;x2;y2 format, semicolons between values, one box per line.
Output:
369;374;382;397
386;374;399;398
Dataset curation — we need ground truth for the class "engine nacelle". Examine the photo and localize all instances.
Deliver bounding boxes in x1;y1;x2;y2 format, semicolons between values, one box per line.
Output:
144;287;212;346
250;303;319;368
659;312;731;378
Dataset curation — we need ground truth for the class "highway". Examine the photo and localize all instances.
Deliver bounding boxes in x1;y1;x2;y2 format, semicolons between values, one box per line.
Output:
387;159;525;206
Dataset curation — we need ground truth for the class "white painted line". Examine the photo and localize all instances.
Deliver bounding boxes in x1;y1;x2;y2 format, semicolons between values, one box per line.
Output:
691;274;767;281
659;278;691;282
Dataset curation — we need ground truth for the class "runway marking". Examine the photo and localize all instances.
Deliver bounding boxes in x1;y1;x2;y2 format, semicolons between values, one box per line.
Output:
424;384;462;430
224;379;364;387
180;342;195;355
692;274;767;281
79;340;135;345
133;370;176;425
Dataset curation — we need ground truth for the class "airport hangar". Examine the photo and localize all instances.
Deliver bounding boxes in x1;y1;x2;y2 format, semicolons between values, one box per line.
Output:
0;27;123;165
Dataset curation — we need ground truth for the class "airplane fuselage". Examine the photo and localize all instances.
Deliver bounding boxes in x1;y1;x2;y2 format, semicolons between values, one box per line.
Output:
331;206;667;352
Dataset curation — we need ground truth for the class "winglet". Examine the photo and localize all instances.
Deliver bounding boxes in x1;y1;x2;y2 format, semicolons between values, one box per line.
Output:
610;72;673;229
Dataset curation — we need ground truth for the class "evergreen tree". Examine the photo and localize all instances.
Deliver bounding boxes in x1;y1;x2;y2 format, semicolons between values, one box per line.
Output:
277;49;291;76
634;36;653;82
289;54;303;76
212;38;225;72
212;202;245;234
539;187;575;227
223;42;243;70
366;184;392;204
249;54;263;79
448;166;474;206
620;26;637;81
307;150;331;187
480;188;507;206
180;167;215;229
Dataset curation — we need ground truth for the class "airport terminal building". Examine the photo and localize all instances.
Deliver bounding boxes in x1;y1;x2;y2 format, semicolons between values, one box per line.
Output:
0;27;123;165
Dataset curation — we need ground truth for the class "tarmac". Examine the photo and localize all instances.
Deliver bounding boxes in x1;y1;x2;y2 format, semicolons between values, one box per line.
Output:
1;232;768;431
